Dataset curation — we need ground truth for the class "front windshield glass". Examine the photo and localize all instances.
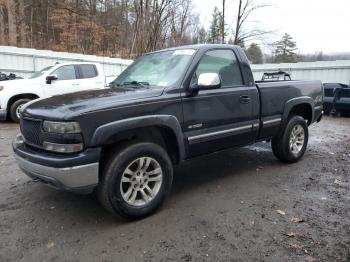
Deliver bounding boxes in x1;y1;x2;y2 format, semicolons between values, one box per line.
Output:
110;49;196;88
29;66;54;79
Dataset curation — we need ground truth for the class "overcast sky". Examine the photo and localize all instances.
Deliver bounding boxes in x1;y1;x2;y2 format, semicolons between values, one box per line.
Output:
192;0;349;54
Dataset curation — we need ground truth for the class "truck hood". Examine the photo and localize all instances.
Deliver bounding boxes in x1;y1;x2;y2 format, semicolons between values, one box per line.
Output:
22;87;164;120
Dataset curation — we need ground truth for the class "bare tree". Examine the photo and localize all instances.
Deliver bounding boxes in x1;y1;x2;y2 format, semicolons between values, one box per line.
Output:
0;0;202;58
169;0;193;47
233;0;270;46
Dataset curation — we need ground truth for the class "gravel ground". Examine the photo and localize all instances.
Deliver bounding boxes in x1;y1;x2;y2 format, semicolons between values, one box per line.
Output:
0;116;349;262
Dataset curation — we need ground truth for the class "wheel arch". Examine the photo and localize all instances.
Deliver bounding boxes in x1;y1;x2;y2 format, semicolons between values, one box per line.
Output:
91;115;185;164
282;97;314;126
7;93;39;109
7;93;40;119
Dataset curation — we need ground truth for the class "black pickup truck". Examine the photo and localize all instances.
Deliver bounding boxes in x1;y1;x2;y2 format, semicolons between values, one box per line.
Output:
13;45;323;219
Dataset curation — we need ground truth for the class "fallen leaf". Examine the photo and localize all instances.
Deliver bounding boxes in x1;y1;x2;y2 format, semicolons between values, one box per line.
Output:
285;232;304;238
290;243;304;249
276;210;286;216
286;232;297;237
46;241;55;249
334;179;347;185
306;256;316;262
291;217;304;223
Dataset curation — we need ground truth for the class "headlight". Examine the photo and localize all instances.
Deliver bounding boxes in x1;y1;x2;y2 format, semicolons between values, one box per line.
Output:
13;133;25;147
43;121;81;134
43;141;83;153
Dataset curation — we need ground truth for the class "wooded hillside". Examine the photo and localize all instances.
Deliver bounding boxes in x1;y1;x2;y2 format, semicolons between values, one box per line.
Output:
0;0;200;58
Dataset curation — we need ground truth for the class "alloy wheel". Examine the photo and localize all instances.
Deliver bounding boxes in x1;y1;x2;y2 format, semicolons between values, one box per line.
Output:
120;157;163;207
289;124;305;155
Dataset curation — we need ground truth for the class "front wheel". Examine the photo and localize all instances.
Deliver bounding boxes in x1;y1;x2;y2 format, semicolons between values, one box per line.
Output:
97;142;173;220
10;98;31;122
271;115;309;163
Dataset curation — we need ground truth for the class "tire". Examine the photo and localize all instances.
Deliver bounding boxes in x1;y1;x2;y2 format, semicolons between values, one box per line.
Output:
97;141;173;220
10;98;31;123
271;115;308;163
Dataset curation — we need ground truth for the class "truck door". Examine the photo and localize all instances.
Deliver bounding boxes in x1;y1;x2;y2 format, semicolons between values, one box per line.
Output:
44;65;81;97
182;49;259;157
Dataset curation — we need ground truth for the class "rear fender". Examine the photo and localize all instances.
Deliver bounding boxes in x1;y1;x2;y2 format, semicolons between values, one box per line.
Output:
282;97;314;126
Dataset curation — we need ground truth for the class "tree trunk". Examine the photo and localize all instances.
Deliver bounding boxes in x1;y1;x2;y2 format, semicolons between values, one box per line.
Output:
221;0;225;44
0;0;6;45
7;0;16;45
18;0;26;46
234;0;242;45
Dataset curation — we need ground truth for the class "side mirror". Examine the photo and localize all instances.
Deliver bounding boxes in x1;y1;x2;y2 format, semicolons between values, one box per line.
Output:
189;73;221;96
46;75;58;84
198;73;221;88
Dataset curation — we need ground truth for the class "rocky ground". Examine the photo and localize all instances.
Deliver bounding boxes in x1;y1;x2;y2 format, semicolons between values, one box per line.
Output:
0;116;349;262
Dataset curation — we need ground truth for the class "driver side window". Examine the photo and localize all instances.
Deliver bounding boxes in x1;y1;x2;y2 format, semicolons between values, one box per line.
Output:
193;49;243;88
51;65;77;81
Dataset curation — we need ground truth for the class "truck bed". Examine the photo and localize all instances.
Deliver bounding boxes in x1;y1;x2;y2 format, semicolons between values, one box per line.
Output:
256;80;323;139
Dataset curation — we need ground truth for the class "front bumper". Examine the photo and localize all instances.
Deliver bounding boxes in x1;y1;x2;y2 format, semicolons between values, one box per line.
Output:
0;108;7;120
13;136;101;194
15;155;99;193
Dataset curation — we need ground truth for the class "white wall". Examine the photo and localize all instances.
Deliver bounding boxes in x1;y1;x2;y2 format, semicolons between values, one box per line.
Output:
251;60;350;85
0;46;133;81
2;46;349;86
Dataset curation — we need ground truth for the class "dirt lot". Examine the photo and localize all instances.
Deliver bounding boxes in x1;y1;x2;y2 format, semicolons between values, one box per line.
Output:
0;116;349;262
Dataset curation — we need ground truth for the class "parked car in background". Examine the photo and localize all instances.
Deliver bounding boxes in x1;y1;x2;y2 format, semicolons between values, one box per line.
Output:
13;44;323;219
323;83;350;115
261;71;291;81
0;72;22;81
0;62;105;122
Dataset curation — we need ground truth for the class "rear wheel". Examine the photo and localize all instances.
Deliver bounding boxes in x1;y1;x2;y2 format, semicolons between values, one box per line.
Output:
271;115;308;163
10;98;31;122
97;142;173;220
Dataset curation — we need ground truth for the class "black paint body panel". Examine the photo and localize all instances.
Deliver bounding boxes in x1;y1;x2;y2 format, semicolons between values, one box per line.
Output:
19;44;324;165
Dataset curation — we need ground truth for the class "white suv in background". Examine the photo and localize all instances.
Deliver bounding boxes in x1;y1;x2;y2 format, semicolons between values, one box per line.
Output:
0;62;105;122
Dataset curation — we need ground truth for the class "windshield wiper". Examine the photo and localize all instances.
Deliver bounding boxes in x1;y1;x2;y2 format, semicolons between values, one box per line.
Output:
122;81;150;88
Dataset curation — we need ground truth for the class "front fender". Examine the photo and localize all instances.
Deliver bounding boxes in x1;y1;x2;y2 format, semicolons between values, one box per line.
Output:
90;115;185;161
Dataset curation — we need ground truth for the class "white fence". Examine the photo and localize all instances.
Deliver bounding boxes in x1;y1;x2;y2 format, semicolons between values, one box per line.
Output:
251;60;350;85
2;46;349;86
0;46;133;81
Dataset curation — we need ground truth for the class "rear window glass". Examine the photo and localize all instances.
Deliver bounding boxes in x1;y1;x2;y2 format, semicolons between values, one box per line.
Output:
78;64;98;79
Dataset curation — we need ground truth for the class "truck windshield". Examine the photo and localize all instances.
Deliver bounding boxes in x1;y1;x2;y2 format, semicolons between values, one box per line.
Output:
29;66;54;79
110;49;196;88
